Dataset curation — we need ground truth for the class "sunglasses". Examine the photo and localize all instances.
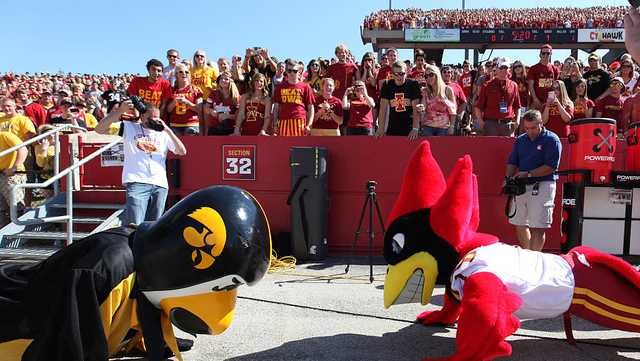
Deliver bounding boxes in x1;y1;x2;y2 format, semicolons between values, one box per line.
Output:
541;52;552;55
177;70;190;74
311;63;320;67
513;65;523;69
393;71;406;76
195;54;205;58
286;69;299;73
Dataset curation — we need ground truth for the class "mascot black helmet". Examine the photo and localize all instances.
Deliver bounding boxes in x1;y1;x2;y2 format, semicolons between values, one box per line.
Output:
133;186;271;335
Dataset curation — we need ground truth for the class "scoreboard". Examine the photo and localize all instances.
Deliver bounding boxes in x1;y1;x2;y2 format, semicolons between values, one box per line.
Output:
459;29;578;43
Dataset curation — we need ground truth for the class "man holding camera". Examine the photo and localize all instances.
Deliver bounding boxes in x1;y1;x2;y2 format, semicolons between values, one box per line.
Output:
95;99;186;225
505;109;561;251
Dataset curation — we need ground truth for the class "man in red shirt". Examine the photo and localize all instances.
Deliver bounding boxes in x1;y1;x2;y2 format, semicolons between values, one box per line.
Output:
376;48;398;92
327;44;358;99
273;62;315;136
476;58;521;136
596;77;626;133
408;49;427;88
458;60;473;99
527;44;559;110
623;88;640;131
127;59;172;113
15;88;47;128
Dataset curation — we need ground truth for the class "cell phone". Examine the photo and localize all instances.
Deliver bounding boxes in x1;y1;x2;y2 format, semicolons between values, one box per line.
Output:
547;91;555;101
630;0;640;8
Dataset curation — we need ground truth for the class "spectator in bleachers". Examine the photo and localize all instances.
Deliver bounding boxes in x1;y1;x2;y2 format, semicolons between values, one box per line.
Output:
190;50;219;100
0;98;36;141
273;62;315;136
573;79;595;119
204;72;239;136
419;64;457;136
619;59;638;96
511;61;529;113
442;65;467;121
355;52;378;102
377;61;421;139
242;47;277;93
304;59;323;96
584;53;612;100
562;60;583;101
528;45;559;110
377;48;398;92
542;80;573;137
458;60;474;100
476;58;520;136
49;99;87;132
163;49;179;85
38;89;54;111
0;131;27;226
272;61;286;94
15;87;47;128
167;63;202;136
312;78;343;136
327;44;359;100
596;77;626;133
127;59;172;115
342;80;375;135
409;49;427;88
364;6;626;30
234;73;271;136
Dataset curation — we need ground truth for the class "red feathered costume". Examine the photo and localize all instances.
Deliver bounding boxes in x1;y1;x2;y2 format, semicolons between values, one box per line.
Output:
383;141;640;361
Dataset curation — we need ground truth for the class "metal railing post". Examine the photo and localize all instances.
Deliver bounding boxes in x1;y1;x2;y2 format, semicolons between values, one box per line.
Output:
66;172;73;245
53;132;60;196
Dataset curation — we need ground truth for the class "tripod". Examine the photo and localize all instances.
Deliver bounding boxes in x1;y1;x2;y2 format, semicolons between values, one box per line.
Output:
345;180;386;283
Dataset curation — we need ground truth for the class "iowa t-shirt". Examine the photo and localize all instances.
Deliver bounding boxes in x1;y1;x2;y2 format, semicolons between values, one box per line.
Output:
380;79;420;136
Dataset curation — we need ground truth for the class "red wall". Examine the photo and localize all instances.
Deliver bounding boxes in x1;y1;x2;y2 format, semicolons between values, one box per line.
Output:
65;135;630;254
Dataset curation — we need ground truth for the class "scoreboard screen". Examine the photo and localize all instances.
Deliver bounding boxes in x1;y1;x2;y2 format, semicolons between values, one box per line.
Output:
459;29;578;43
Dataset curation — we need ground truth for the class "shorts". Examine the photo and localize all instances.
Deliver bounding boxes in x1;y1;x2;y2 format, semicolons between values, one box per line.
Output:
508;181;556;229
0;173;26;213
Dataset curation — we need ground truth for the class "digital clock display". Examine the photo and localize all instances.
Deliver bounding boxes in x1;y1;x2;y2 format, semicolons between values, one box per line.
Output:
460;29;578;43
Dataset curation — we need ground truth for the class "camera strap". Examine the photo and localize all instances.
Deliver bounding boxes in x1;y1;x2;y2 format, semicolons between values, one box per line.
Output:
505;195;517;219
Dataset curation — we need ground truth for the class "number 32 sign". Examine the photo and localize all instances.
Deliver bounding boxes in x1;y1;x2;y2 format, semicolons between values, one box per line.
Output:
222;145;256;180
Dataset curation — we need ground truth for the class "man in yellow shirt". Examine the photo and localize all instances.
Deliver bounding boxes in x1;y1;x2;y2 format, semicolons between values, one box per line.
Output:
0;98;36;141
0;131;27;226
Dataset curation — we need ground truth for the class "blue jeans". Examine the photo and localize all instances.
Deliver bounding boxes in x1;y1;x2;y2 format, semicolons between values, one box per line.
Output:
420;127;449;136
125;182;168;225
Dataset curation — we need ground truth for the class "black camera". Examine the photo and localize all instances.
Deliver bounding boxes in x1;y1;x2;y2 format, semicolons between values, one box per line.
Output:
502;176;526;196
102;91;148;115
366;180;377;192
145;117;165;132
129;95;147;114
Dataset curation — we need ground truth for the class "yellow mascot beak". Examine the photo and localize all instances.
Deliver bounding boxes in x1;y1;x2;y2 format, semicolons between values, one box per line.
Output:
160;288;237;335
384;252;438;309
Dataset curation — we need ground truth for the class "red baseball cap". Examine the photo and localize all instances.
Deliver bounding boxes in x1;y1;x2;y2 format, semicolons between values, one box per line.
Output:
541;44;553;51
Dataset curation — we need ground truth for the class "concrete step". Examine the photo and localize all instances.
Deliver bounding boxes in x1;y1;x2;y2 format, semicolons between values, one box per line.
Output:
0;247;59;262
49;203;123;210
3;231;90;241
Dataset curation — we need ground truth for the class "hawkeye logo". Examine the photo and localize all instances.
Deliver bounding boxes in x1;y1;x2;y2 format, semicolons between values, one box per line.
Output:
183;207;227;270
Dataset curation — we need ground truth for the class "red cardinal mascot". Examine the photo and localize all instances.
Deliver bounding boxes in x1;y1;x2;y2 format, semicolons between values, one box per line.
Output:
383;141;640;361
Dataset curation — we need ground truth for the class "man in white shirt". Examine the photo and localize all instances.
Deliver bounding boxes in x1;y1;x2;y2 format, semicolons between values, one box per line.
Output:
95;99;186;225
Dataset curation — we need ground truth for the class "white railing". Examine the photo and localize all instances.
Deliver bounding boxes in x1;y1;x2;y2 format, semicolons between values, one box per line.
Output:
1;125;121;245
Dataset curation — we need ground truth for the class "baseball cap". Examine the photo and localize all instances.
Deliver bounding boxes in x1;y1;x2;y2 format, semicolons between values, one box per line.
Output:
541;44;553;51
588;53;600;60
58;88;71;96
496;57;512;69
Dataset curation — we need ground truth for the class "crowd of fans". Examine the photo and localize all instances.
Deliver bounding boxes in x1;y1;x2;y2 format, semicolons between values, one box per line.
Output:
363;7;627;30
0;38;639;224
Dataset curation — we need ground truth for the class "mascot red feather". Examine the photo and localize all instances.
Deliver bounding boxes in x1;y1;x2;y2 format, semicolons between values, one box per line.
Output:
383;141;640;361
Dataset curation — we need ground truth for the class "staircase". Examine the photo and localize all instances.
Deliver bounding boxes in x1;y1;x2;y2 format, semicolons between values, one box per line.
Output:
0;192;124;263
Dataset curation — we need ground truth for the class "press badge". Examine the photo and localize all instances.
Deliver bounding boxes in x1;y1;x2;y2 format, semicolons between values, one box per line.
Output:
499;101;508;113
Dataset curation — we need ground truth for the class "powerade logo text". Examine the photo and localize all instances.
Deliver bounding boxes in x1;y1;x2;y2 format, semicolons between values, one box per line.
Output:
562;198;576;206
616;174;640;182
584;155;615;161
